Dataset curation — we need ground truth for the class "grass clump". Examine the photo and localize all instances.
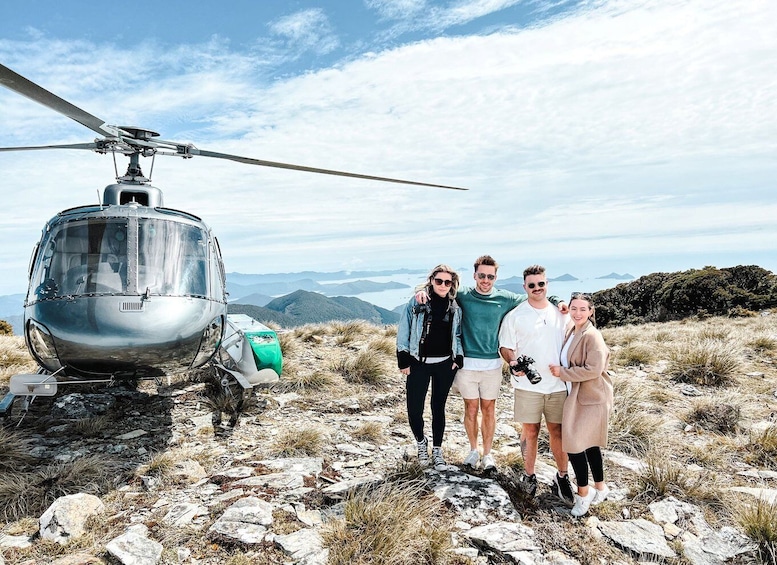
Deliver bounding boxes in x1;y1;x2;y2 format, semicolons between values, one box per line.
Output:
333;350;386;386
352;421;385;442
736;499;777;564
271;427;325;457
613;343;654;367
669;339;741;386
607;378;658;456
0;428;36;471
276;330;298;356
748;335;777;353
744;426;777;470
635;454;709;503
370;335;397;356
685;399;741;434
321;478;454;564
274;364;334;393
332;320;371;345
0;455;127;521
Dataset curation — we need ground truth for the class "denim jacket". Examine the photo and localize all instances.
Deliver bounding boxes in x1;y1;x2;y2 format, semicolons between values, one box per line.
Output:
396;295;463;362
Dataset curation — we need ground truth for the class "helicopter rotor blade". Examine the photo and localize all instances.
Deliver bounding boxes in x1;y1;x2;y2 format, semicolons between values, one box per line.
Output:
0;63;116;139
1;62;469;191
188;148;468;191
0;142;102;153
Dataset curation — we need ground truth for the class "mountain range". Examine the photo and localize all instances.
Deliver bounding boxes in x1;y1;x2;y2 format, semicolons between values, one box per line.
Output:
227;278;408;301
229;289;398;326
0;269;634;334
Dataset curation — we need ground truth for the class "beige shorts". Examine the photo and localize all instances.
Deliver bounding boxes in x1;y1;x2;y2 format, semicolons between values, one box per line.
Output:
454;368;503;400
514;390;567;424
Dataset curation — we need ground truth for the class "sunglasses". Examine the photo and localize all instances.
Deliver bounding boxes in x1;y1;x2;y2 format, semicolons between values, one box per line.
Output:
527;281;546;289
571;292;592;300
433;277;453;287
476;273;496;280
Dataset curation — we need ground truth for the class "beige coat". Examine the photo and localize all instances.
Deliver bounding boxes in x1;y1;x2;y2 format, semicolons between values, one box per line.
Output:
558;321;613;454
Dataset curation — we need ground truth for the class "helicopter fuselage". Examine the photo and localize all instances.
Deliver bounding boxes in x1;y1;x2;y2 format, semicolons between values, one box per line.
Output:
23;185;227;380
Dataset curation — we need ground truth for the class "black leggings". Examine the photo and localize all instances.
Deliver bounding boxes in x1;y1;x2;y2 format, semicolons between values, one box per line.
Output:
406;359;456;447
568;446;604;488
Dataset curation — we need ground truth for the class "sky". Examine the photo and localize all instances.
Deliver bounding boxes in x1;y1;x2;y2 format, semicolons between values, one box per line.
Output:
0;0;775;295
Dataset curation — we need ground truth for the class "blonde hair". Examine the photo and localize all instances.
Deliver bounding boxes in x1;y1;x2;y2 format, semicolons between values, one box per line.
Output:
426;264;460;299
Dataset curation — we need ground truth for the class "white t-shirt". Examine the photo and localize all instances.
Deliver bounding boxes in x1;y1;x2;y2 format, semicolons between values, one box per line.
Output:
498;301;569;393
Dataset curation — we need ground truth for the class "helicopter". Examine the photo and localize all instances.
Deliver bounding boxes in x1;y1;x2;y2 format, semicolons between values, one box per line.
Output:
0;62;466;417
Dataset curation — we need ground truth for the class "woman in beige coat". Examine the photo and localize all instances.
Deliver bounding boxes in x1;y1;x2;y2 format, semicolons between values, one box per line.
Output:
549;292;613;517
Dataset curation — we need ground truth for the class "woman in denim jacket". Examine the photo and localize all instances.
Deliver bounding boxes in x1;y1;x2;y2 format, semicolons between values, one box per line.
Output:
397;264;463;470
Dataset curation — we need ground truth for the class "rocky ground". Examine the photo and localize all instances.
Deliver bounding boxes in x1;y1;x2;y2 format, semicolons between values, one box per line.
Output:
0;316;776;564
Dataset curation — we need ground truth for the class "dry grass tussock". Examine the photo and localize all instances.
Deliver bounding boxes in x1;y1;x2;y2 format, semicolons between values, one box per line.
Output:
0;454;129;522
321;477;456;565
271;427;326;457
736;498;777;564
0;335;38;383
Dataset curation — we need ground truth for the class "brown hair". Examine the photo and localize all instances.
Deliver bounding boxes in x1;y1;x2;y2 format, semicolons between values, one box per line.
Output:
474;255;498;273
523;264;546;279
426;264;460;299
569;292;597;326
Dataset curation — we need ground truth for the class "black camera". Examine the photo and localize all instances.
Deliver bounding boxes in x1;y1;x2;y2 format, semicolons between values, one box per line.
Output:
509;355;541;385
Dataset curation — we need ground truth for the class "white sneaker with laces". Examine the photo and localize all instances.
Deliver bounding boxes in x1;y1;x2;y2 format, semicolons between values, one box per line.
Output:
432;447;447;471
416;437;429;466
463;449;480;468
481;452;496;471
591;484;610;505
571;488;597;517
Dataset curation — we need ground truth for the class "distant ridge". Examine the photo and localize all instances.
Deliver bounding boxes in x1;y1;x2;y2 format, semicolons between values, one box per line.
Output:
550;273;579;282
228;289;399;327
596;272;634;280
227;268;425;285
227;279;409;301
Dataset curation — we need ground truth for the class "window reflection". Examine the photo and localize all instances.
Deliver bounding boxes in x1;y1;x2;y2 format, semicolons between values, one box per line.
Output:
29;217;209;300
138;220;208;296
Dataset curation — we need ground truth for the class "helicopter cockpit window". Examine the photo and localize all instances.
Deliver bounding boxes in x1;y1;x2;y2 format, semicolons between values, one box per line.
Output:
30;219;129;299
138;220;208;296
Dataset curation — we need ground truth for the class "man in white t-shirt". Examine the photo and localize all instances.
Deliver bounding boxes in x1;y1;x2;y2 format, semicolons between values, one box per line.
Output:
498;265;574;505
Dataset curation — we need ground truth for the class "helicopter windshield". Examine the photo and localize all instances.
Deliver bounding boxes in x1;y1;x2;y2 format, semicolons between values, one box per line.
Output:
29;217;209;300
138;219;208;296
31;219;129;299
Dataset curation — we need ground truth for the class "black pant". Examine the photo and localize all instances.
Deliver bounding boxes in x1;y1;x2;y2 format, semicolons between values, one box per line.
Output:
568;446;604;488
406;359;456;447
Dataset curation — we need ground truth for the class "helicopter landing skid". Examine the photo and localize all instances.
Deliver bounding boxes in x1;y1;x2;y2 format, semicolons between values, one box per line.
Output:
0;392;16;418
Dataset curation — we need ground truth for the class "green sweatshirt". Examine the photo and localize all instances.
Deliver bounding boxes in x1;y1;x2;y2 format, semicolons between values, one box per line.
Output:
457;288;561;359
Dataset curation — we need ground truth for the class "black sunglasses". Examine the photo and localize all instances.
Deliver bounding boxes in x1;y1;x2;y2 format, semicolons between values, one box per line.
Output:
433;277;453;287
571;291;592;300
527;281;546;289
476;273;496;280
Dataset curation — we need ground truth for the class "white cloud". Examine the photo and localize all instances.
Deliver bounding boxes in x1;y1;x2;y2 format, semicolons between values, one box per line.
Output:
0;0;776;295
268;8;340;56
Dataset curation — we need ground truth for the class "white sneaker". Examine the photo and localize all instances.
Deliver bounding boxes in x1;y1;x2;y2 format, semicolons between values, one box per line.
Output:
592;484;610;505
571;488;597;517
432;447;447;471
481;452;496;471
416;437;429;466
463;449;480;468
